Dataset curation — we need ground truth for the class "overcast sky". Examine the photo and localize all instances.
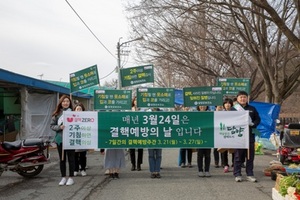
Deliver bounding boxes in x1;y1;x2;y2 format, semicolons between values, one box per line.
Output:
0;0;140;85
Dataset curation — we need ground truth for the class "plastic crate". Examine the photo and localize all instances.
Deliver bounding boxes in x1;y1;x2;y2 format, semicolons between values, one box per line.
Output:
284;167;300;174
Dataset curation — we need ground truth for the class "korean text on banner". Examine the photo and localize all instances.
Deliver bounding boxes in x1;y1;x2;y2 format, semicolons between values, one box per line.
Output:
214;111;249;149
63;111;98;149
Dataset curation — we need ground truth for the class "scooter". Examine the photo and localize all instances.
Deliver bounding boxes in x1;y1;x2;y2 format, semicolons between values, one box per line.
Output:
278;123;300;164
0;138;50;177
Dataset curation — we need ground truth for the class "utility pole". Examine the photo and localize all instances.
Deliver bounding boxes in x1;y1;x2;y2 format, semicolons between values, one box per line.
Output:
117;36;143;89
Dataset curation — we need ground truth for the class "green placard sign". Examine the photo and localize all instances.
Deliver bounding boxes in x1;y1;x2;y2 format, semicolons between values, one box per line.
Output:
217;78;250;96
94;89;132;110
183;86;223;107
70;65;99;92
120;64;154;87
98;111;214;148
136;88;175;108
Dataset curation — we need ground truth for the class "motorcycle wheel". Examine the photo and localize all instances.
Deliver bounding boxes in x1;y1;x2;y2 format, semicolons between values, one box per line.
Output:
17;165;44;178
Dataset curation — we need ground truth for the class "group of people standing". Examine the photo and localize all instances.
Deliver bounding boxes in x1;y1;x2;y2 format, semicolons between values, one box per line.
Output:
50;90;260;185
99;96;163;179
189;91;260;182
129;90;260;182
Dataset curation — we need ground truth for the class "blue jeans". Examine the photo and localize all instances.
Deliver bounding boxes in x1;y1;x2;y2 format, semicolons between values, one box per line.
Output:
148;149;162;173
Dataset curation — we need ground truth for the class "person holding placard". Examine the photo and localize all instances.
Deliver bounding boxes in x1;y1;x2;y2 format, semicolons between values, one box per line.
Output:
100;148;126;179
73;102;88;177
197;105;211;177
148;108;163;178
220;98;235;173
213;105;223;168
179;106;193;168
233;91;261;183
129;96;144;171
50;95;75;186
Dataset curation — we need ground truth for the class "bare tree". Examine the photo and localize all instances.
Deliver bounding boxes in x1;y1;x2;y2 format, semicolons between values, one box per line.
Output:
249;0;300;52
101;78;117;88
126;0;300;103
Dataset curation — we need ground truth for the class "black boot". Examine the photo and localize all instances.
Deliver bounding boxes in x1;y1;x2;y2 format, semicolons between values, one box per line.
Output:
137;164;141;171
109;173;114;179
131;164;136;171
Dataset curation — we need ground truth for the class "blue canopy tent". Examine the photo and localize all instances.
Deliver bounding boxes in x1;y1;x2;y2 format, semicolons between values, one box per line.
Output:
249;101;280;138
175;89;183;105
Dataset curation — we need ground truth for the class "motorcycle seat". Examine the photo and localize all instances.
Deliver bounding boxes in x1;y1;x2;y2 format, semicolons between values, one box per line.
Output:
2;140;22;150
23;138;44;147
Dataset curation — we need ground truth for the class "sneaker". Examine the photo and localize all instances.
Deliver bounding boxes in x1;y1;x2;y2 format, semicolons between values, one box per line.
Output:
156;173;161;178
180;163;186;168
81;170;87;176
235;176;242;182
246;176;257;182
205;172;211;177
151;173;156;178
224;166;229;173
187;163;192;168
59;177;67;186
198;171;205;177
66;178;74;186
74;171;78;177
104;169;110;175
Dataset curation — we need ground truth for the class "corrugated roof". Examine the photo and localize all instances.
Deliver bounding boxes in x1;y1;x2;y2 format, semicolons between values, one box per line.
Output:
0;68;92;98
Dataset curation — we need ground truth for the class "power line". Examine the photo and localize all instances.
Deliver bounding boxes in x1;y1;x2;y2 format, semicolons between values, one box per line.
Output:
65;0;117;60
100;68;116;80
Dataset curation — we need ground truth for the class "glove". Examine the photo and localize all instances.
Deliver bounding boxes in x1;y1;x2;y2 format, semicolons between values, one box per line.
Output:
248;116;254;126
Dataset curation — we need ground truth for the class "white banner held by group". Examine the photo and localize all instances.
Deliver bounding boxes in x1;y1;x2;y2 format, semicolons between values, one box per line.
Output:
63;111;98;149
214;111;249;149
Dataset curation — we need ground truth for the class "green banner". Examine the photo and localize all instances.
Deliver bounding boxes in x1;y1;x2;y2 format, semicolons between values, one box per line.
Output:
120;64;154;87
217;78;250;96
94;89;132;110
62;111;249;149
136;88;175;108
183;86;223;107
69;65;99;92
98;111;214;148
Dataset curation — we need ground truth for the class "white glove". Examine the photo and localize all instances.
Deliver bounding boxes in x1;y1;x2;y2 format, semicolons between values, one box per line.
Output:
248;116;254;126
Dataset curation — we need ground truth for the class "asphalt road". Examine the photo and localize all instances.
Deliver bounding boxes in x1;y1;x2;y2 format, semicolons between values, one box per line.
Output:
0;147;277;200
